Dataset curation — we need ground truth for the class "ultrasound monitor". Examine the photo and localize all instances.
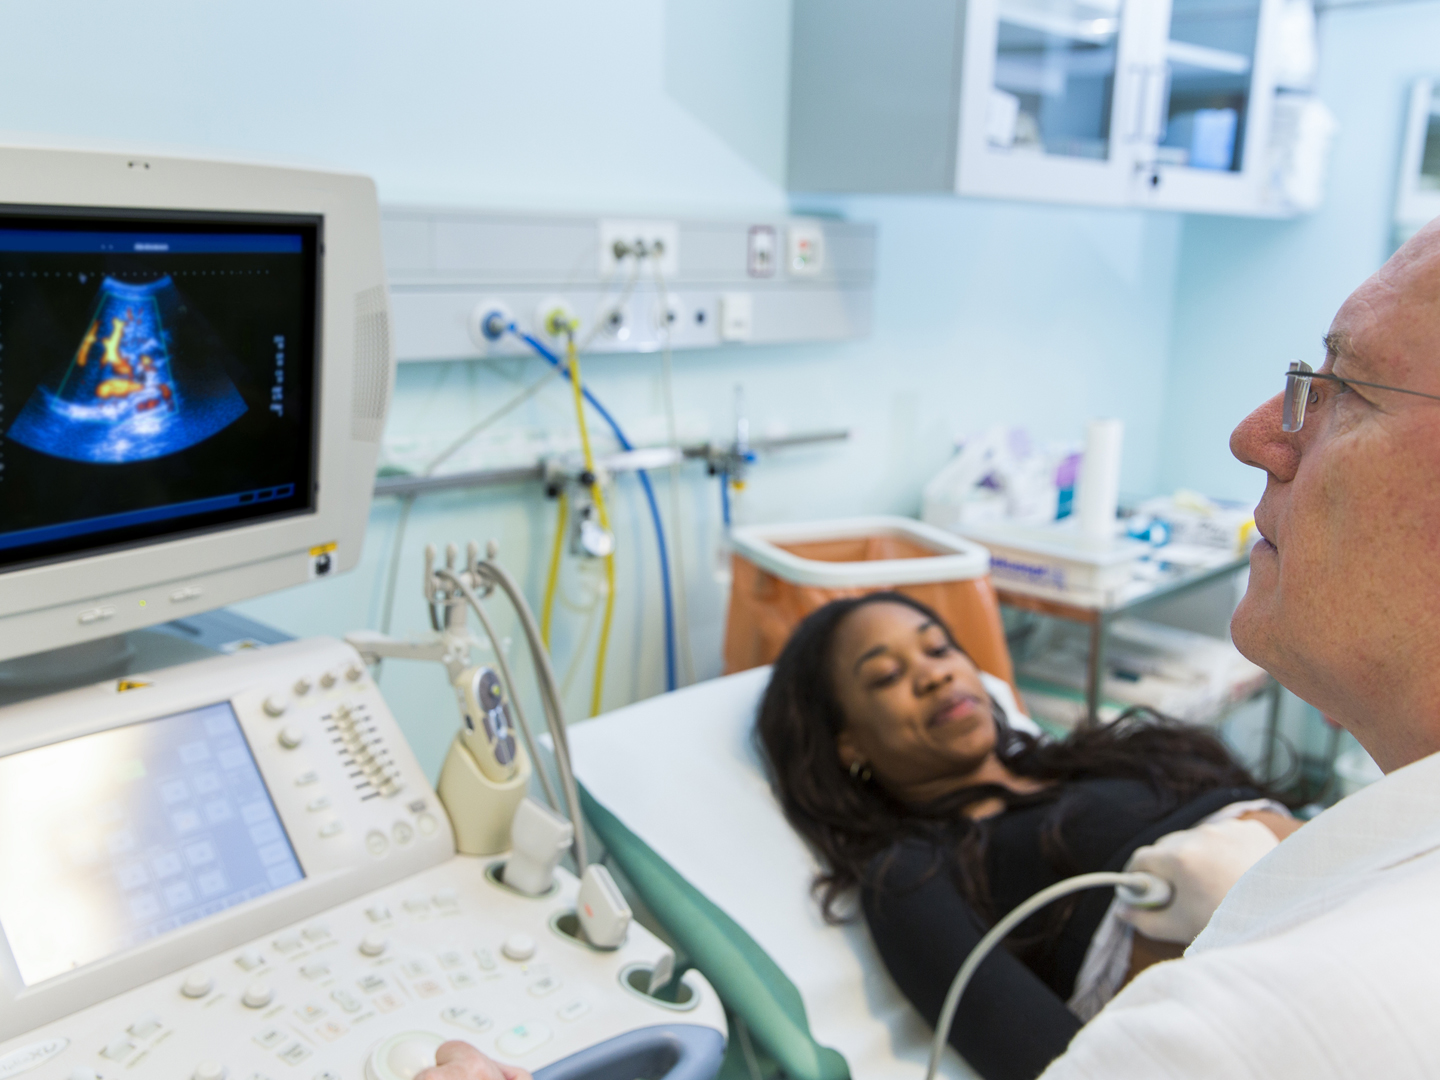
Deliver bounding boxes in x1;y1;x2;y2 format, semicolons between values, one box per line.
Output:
0;146;393;663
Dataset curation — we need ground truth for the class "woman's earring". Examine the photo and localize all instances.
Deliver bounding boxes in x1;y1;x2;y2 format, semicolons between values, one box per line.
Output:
848;760;872;783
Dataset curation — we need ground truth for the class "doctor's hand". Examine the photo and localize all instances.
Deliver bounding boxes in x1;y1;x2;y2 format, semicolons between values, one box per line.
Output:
1118;817;1280;944
414;1041;533;1080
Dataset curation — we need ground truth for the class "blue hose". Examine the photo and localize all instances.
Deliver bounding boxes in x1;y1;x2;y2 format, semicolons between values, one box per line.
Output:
719;468;731;528
513;329;678;693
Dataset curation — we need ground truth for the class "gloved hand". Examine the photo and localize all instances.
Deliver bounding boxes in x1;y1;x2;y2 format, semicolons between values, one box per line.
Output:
1117;817;1280;944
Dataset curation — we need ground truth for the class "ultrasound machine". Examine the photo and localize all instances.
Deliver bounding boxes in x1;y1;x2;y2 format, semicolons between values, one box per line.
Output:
0;146;725;1080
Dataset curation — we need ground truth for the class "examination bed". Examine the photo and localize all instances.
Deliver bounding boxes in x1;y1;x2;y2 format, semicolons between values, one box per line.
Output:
569;667;1040;1080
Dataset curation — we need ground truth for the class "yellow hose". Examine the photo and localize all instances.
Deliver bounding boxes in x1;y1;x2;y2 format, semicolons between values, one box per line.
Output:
565;335;617;717
540;489;568;648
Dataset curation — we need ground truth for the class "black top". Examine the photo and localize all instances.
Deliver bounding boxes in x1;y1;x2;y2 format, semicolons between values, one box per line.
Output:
862;781;1261;1080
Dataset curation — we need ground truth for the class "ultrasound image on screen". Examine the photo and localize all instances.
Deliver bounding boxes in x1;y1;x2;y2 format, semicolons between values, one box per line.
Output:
0;702;305;986
0;213;319;570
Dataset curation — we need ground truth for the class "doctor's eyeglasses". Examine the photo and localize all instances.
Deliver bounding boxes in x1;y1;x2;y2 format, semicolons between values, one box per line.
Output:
1282;359;1440;433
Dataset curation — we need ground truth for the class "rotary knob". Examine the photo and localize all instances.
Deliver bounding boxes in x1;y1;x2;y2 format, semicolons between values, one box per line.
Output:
320;671;337;689
193;1063;227;1080
278;725;304;749
501;933;536;962
180;971;214;998
346;663;364;682
294;677;312;696
241;983;274;1009
364;1032;444;1080
262;695;287;718
359;933;388;957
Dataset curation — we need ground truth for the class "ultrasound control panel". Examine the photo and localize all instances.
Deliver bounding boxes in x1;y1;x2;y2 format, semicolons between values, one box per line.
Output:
0;639;724;1079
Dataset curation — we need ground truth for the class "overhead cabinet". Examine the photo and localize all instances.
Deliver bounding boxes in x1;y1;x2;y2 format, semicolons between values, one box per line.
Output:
789;0;1316;216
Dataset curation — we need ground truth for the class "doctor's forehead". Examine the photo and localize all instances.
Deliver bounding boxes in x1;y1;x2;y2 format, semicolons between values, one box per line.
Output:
1331;224;1440;388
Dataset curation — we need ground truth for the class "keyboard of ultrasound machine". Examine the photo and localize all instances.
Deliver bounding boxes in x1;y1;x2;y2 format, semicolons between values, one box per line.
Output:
0;638;725;1080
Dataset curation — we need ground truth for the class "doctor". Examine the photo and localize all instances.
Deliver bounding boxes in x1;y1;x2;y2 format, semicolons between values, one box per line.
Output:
1038;219;1440;1077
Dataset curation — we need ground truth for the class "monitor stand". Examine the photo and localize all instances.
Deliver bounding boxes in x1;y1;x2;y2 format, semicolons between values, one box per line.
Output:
0;610;293;708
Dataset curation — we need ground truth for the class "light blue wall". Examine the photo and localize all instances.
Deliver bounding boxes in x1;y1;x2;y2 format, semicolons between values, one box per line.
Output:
1156;0;1440;503
2;0;1182;775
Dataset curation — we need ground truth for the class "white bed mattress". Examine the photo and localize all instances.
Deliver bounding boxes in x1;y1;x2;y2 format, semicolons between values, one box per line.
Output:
569;666;1037;1079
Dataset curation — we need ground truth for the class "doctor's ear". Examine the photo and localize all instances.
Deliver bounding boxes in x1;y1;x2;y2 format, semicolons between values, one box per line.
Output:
835;730;863;770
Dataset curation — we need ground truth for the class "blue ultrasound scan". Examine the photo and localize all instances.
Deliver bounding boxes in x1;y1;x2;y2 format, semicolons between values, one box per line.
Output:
5;276;248;464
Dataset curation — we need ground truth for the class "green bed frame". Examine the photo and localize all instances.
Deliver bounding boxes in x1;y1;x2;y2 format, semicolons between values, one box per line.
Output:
580;786;850;1080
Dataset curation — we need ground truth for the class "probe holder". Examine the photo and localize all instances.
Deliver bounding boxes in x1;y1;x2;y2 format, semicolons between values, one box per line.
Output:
436;733;532;855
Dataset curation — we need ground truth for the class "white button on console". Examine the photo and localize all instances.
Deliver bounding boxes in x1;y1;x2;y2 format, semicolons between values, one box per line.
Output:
319;821;344;838
359;933;388;957
417;813;438;835
392;822;414;846
306;795;331;812
501;933;536;962
193;1062;227;1080
69;1069;100;1080
302;925;331;943
278;726;304;749
296;771;320;786
128;1013;162;1038
366;830;389;856
242;983;274;1009
557;999;590;1022
181;972;214;998
102;1038;136;1061
495;1022;552;1057
433;888;458;909
263;695;288;718
236;948;265;972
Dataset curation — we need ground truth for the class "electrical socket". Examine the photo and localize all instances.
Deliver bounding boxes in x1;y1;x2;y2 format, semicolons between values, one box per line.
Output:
598;220;680;278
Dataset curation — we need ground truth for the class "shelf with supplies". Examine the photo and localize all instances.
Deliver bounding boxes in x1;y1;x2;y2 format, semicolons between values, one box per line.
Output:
995;554;1286;781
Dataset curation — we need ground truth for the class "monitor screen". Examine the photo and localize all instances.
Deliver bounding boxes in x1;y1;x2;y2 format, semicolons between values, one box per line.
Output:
0;209;319;572
0;703;305;986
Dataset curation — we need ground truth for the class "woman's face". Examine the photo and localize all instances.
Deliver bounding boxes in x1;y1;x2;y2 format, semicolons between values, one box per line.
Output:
829;601;999;799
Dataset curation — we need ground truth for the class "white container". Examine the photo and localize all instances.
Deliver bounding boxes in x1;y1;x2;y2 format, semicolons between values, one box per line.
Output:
728;516;990;587
951;521;1147;600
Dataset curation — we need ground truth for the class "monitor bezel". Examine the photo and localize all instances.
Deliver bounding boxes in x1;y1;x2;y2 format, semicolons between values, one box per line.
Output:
0;144;392;664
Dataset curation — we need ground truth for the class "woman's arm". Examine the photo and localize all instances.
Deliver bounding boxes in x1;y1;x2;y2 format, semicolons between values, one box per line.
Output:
864;844;1082;1080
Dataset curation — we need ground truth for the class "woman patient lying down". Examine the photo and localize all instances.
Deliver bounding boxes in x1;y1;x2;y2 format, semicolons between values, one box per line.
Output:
755;593;1297;1080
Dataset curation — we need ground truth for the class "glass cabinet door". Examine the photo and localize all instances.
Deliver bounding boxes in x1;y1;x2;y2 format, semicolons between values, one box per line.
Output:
1418;87;1440;193
1156;0;1262;174
986;0;1126;162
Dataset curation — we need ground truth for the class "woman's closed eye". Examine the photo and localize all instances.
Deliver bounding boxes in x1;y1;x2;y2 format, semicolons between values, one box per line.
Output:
868;666;902;689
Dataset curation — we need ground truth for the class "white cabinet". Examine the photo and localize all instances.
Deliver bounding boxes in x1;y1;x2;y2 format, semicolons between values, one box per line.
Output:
1129;0;1283;214
788;0;1316;217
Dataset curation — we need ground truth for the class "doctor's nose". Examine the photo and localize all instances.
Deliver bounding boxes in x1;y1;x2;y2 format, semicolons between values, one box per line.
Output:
1230;391;1300;483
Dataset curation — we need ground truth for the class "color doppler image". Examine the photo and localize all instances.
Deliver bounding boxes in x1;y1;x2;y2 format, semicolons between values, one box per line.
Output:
5;276;247;464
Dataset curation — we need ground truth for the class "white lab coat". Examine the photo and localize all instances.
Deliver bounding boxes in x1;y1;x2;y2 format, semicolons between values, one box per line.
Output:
1039;747;1440;1079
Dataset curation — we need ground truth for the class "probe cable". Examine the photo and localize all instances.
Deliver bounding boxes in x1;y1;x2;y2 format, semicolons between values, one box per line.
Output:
562;333;619;717
924;870;1173;1080
510;324;678;694
649;258;697;686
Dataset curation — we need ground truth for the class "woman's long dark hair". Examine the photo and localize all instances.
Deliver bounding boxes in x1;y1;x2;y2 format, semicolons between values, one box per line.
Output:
754;592;1269;924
